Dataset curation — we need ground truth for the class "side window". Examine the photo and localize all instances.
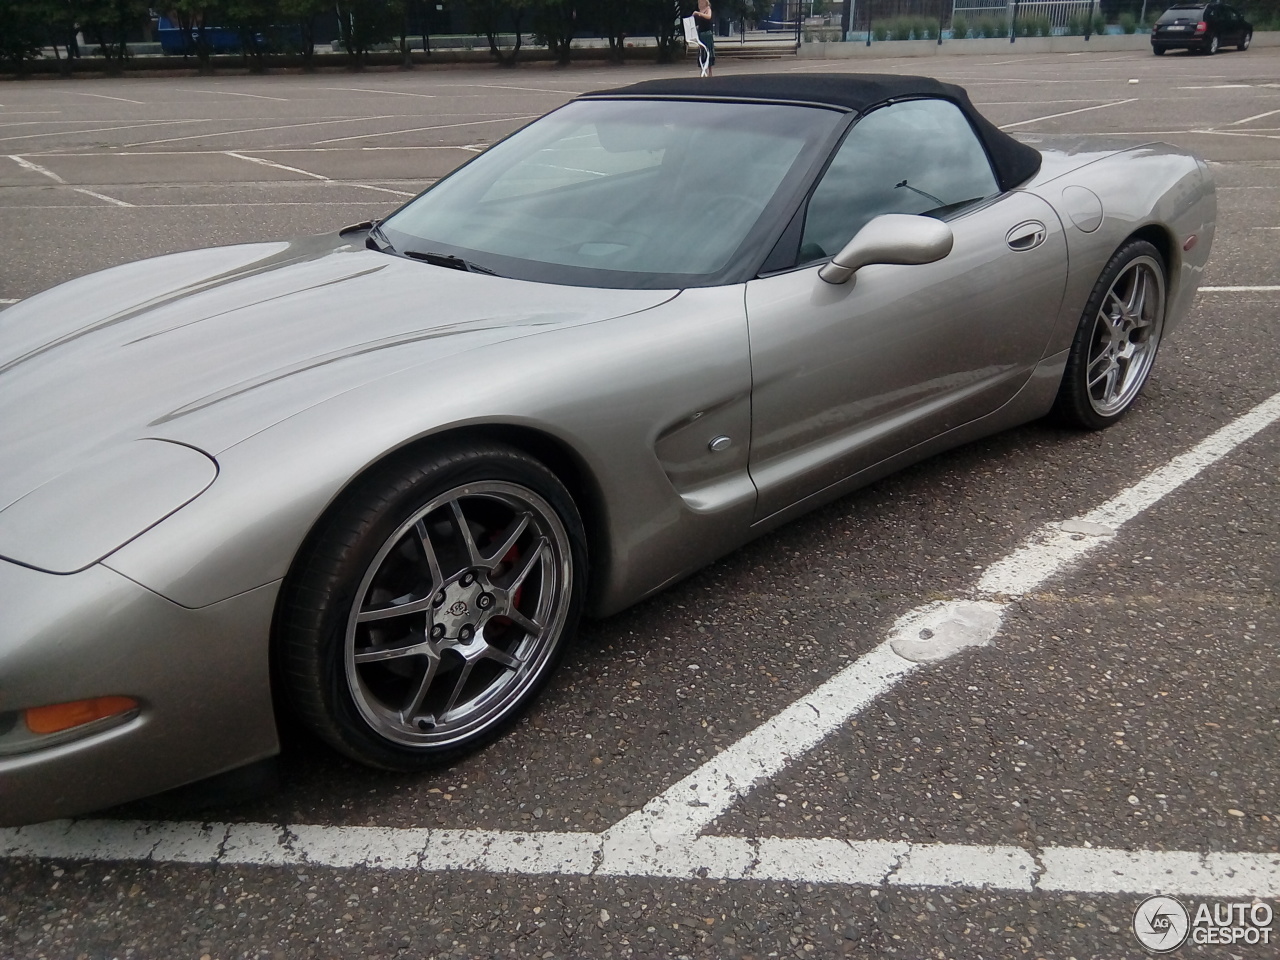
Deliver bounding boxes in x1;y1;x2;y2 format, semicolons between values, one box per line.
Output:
800;98;999;262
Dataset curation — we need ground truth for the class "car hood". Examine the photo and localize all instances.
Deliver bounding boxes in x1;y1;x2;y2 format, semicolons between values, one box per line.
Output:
0;235;676;512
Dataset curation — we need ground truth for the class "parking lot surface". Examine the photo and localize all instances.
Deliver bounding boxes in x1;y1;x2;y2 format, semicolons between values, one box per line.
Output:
1;48;1278;959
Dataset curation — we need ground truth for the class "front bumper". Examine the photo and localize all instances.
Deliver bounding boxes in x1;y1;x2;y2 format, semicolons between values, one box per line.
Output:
0;559;280;826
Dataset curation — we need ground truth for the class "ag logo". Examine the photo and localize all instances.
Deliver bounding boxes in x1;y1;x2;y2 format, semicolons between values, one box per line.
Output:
1133;895;1190;953
448;601;468;617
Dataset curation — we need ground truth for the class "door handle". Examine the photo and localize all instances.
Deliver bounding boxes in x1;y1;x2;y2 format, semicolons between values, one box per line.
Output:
1006;220;1047;251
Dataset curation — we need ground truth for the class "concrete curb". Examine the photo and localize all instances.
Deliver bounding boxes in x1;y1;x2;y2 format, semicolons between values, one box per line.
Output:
799;29;1280;58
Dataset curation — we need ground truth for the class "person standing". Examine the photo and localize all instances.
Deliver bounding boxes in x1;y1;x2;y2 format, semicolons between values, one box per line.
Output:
694;0;714;76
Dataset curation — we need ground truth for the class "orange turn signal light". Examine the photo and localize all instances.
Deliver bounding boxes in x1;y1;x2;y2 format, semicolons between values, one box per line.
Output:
24;696;139;735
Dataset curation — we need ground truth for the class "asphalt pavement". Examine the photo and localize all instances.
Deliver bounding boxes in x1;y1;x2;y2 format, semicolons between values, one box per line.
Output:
1;47;1278;960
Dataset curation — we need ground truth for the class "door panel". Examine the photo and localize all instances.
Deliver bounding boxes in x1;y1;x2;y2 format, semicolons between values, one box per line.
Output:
746;192;1067;518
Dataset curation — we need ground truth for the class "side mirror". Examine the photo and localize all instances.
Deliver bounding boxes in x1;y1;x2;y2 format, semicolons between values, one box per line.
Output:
818;214;954;285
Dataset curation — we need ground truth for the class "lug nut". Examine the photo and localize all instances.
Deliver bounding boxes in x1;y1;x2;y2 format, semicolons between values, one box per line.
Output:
477;593;493;610
459;625;474;643
430;623;445;640
460;571;476;587
433;590;446;607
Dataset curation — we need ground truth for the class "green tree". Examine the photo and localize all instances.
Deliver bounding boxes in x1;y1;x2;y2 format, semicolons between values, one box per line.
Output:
336;0;398;66
642;0;681;62
466;0;532;65
592;0;631;61
79;0;150;70
534;0;578;64
277;0;330;67
226;0;277;70
0;0;45;72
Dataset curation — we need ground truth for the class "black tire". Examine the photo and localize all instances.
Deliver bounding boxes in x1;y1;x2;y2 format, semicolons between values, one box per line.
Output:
1152;45;1166;55
1052;239;1167;430
1239;31;1251;51
276;442;587;771
1204;33;1219;54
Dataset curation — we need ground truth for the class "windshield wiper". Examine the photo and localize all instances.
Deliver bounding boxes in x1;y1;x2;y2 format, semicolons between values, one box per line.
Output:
403;250;500;276
894;179;946;208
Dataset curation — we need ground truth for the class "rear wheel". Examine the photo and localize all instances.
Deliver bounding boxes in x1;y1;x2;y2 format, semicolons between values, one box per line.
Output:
1239;31;1251;50
1204;33;1219;53
1052;240;1166;430
277;442;586;770
1152;45;1166;55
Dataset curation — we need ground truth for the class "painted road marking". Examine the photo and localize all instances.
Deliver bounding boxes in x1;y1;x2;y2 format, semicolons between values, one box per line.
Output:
3;822;1277;898
315;114;542;145
72;188;134;207
999;99;1138;129
8;154;65;182
171;87;289;102
223;152;417;198
124;115;399;149
225;150;329;181
1201;285;1280;292
1230;108;1280;126
4;391;1279;891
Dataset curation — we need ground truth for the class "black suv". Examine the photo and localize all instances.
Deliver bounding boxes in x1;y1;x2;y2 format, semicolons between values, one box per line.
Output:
1151;2;1252;53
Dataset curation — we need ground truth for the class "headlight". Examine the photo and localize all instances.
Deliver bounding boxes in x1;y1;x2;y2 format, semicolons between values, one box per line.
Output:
0;439;217;573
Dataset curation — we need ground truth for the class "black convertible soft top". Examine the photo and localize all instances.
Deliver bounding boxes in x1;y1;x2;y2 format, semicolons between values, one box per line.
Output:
582;73;1042;192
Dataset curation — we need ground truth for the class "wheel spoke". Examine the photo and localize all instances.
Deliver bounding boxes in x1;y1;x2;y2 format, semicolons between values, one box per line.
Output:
483;512;531;567
441;660;475;717
400;650;442;720
1087;360;1114;389
1124;267;1147;316
506;608;543;636
1101;365;1120;402
354;639;433;664
1087;349;1111;375
414;519;444;590
482;646;523;671
448;500;484;567
357;594;435;623
507;537;546;593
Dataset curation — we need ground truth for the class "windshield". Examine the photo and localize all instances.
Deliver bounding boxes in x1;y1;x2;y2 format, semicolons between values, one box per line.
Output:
377;98;841;289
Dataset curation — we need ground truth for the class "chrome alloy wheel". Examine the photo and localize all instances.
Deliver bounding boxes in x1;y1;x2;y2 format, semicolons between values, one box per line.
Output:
1083;255;1165;419
343;481;573;748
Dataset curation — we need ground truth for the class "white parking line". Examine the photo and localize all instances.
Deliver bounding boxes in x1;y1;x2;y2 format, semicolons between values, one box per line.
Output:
171;87;288;102
4;391;1279;891
124;115;399;148
999;98;1137;129
315;114;541;145
3;821;1277;897
225;151;329;181
1230;108;1280;126
1201;285;1280;292
72;188;134;207
8;154;65;182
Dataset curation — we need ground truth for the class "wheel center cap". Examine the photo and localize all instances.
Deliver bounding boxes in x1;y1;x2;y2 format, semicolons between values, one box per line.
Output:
435;578;486;639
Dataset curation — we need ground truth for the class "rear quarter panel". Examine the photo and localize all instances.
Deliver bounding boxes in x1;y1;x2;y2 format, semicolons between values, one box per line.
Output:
1026;144;1215;356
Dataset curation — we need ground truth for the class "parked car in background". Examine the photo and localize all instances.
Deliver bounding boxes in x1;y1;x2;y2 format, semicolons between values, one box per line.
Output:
1151;1;1252;53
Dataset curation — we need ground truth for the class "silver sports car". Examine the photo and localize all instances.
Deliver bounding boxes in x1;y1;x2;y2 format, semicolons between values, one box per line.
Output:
0;74;1215;825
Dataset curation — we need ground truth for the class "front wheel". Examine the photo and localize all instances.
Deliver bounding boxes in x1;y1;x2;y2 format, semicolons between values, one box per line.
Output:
1052;240;1166;430
277;442;587;770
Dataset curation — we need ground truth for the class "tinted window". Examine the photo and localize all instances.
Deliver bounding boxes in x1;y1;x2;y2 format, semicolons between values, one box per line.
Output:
1158;5;1205;20
379;98;841;288
800;98;999;262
